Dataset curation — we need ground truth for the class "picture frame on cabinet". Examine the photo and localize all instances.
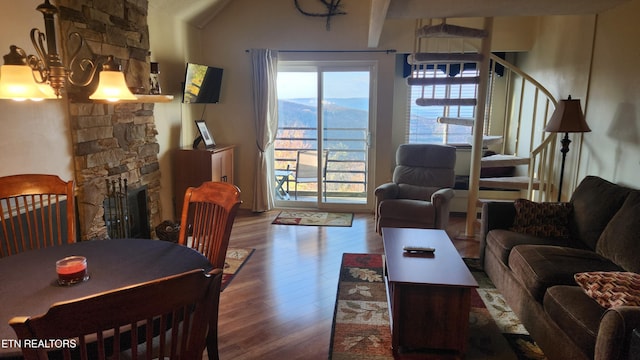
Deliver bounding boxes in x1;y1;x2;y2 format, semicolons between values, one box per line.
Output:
194;120;216;149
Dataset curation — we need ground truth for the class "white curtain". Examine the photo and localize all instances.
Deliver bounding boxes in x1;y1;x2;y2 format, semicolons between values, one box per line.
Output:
250;49;279;212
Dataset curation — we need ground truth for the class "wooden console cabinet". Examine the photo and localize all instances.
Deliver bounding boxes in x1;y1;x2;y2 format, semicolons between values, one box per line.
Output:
173;145;235;217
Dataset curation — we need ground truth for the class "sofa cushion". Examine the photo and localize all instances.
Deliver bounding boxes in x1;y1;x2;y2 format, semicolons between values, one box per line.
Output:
569;176;633;250
574;271;640;308
544;285;605;359
596;191;640;272
508;244;623;301
485;229;569;266
511;199;572;239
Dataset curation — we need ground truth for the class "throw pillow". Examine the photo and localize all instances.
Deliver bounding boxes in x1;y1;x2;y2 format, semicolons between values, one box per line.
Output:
510;198;572;239
596;191;640;273
574;271;640;308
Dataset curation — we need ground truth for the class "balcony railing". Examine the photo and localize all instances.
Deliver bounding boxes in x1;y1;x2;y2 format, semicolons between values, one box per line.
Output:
274;126;368;201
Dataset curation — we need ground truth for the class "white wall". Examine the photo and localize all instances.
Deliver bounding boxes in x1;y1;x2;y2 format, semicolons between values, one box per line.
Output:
581;0;640;187
188;0;540;211
517;0;640;194
196;0;396;210
9;0;617;219
0;1;73;181
148;4;209;220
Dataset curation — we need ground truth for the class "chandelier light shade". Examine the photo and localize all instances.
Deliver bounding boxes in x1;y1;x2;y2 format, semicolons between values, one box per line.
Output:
545;95;591;201
0;63;54;101
0;0;136;102
89;56;137;102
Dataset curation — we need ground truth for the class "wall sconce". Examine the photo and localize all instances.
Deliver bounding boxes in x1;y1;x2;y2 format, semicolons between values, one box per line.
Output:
545;95;591;201
0;0;136;102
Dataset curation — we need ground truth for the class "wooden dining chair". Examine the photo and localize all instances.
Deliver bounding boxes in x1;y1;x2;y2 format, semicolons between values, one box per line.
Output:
0;174;76;258
9;268;223;360
178;181;242;270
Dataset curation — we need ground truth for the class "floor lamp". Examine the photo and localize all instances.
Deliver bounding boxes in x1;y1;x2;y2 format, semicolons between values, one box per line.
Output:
545;96;591;202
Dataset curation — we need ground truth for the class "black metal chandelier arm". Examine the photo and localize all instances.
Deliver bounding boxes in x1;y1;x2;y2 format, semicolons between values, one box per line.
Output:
30;28;48;70
68;58;99;87
26;54;47;83
66;32;100;87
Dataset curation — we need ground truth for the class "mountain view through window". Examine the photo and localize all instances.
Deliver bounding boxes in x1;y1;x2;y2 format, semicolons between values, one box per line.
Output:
274;69;370;204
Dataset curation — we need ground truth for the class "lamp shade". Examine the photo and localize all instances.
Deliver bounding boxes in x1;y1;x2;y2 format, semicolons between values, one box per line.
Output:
89;70;137;102
0;64;56;101
545;97;591;133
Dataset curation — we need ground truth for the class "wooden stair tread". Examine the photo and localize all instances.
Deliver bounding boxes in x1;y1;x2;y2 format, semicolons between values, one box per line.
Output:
416;23;488;39
479;176;540;190
437;117;474;126
481;154;530;168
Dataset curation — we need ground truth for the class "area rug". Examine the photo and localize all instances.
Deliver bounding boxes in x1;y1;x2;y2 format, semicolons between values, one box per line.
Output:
329;253;547;359
221;247;254;290
272;210;353;227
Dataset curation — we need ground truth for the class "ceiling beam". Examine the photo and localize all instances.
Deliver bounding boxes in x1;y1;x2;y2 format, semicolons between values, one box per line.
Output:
368;0;391;48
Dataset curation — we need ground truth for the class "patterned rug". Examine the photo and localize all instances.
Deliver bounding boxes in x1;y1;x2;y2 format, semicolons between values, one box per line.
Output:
272;210;353;227
221;247;254;290
329;253;547;359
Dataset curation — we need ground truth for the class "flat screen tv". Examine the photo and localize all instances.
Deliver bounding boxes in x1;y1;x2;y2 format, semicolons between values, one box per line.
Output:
182;62;223;104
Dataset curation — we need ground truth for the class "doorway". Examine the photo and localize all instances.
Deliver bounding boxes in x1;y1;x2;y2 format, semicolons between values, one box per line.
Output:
274;62;374;210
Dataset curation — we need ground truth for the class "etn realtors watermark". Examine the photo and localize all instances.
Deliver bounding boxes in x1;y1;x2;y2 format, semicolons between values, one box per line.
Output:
1;338;77;349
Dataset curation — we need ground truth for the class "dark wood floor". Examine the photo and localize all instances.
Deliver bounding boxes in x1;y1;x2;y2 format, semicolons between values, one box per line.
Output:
214;210;481;360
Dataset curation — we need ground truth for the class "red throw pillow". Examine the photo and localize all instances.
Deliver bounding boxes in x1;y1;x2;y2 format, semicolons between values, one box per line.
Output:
574;271;640;308
510;198;572;239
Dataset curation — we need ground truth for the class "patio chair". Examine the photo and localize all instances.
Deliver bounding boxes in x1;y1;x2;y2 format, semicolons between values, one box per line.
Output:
293;150;329;201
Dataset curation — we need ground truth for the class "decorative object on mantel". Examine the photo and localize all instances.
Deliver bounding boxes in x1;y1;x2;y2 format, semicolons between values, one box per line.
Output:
149;62;162;95
294;0;346;30
545;95;591;201
0;0;136;102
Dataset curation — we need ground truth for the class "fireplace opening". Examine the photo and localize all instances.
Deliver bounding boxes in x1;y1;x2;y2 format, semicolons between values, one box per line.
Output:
103;179;151;239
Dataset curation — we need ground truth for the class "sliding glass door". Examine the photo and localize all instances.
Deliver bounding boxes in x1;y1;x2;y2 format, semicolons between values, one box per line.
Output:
274;62;373;209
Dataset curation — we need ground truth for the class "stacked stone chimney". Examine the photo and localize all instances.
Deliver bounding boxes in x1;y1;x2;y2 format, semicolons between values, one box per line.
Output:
57;0;160;240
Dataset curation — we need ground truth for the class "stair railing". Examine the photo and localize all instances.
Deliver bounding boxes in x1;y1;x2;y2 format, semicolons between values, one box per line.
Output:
487;53;558;201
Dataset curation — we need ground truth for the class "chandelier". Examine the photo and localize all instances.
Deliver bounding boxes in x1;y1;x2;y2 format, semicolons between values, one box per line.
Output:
0;0;136;102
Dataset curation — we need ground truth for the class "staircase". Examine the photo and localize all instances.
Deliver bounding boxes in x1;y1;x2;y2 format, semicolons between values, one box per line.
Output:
407;18;559;235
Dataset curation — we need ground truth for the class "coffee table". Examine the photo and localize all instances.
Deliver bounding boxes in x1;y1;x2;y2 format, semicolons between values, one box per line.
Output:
381;227;478;356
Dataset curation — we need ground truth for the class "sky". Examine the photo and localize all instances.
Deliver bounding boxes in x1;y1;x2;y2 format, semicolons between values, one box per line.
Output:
277;71;370;99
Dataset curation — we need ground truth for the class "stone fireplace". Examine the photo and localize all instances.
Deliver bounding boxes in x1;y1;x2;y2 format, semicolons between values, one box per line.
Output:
57;0;161;240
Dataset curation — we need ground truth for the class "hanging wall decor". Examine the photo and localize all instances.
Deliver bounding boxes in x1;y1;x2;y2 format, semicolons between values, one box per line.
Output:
294;0;346;30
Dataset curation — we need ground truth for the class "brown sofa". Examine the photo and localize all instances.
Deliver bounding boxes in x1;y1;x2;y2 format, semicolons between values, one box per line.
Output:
480;175;640;360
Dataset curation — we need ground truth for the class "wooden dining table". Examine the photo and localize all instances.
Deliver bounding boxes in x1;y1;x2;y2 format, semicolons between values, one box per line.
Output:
0;238;212;358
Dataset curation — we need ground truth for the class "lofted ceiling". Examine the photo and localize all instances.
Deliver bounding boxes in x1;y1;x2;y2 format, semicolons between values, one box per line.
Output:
368;0;630;47
148;0;232;29
149;0;630;46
